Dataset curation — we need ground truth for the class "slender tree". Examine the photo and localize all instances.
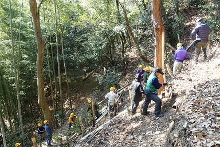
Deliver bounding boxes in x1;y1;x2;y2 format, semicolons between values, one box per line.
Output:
8;0;24;141
29;0;52;122
53;0;63;114
120;2;150;63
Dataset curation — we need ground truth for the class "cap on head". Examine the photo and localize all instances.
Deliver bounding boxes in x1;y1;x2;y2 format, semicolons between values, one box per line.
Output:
15;143;21;147
144;66;150;72
138;65;143;68
43;120;48;125
38;123;42;127
155;67;164;75
110;87;116;91
177;43;182;47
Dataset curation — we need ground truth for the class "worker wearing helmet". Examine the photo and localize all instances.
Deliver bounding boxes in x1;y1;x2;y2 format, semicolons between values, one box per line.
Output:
87;98;101;121
143;66;151;84
43;120;52;145
173;43;190;74
137;65;145;75
129;74;144;114
68;113;77;129
191;18;211;62
105;87;118;117
15;143;21;147
37;122;45;141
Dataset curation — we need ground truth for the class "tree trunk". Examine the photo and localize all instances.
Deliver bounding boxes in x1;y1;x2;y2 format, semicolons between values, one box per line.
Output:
50;35;58;116
61;28;71;109
152;0;165;94
29;0;52;122
9;0;24;141
120;3;140;52
120;2;150;63
53;0;63;114
0;113;7;147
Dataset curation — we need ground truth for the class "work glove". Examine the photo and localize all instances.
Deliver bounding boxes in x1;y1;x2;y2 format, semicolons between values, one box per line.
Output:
162;83;167;86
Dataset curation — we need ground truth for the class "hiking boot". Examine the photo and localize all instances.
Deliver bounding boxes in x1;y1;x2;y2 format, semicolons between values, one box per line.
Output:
155;113;164;117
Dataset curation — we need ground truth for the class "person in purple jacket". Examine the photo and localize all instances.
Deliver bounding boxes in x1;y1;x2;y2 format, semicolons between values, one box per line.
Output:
136;65;145;82
191;18;211;62
137;65;145;75
173;43;190;74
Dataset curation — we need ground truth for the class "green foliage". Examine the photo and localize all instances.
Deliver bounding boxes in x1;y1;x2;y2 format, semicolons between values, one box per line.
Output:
97;69;122;92
1;0;220;145
200;1;220;41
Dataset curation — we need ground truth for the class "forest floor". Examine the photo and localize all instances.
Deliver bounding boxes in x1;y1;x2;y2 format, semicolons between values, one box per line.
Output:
39;43;220;147
73;44;219;147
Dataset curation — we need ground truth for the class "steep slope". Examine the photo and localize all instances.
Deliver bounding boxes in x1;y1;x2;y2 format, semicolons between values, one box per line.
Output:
75;45;219;147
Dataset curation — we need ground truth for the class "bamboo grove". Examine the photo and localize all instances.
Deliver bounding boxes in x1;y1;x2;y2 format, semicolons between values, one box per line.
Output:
0;0;219;146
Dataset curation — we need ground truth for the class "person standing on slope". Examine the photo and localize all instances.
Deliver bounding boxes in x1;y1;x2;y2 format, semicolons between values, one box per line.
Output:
142;67;167;117
191;18;211;62
105;87;118;117
173;43;190;74
130;74;144;115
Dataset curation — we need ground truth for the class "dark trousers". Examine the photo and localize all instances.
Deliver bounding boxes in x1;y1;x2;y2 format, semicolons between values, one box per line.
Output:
142;93;162;115
132;100;140;114
46;134;52;145
95;110;100;119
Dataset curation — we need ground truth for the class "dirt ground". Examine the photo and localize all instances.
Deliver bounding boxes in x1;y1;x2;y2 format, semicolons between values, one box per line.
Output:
74;44;219;147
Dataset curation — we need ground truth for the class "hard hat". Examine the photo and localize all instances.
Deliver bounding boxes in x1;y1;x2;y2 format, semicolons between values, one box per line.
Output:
38;123;42;127
138;65;143;68
177;43;182;47
110;87;116;91
144;66;150;72
70;113;74;117
15;143;21;147
87;98;92;104
43;120;48;125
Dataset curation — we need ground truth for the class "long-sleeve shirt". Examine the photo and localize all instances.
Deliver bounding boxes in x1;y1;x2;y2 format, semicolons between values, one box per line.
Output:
146;73;162;94
130;79;143;102
44;124;52;136
105;91;118;105
152;78;162;89
174;46;190;62
37;126;45;134
191;22;211;42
